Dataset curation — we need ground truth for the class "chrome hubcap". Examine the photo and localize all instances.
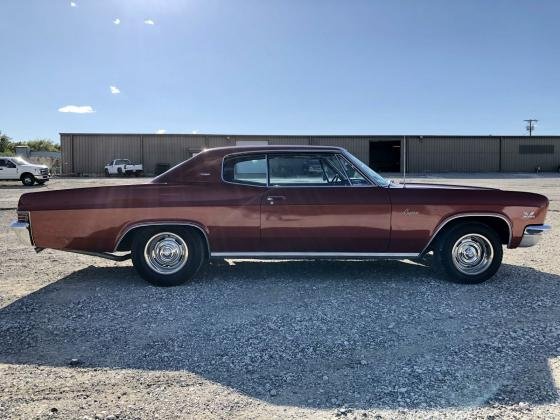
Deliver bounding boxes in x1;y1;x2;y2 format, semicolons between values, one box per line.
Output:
451;234;494;275
144;232;188;274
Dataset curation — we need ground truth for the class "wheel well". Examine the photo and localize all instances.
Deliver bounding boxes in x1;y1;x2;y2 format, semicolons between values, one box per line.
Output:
116;224;210;259
425;216;511;253
20;172;34;180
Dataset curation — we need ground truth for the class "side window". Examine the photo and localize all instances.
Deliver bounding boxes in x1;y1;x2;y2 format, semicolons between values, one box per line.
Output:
0;159;6;167
223;154;267;186
268;154;349;186
6;160;16;168
338;156;370;185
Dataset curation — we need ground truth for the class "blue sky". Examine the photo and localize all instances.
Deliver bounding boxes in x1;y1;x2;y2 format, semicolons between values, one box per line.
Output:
1;0;559;142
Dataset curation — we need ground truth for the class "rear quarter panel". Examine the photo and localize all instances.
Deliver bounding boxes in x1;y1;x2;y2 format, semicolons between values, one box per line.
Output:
23;183;264;253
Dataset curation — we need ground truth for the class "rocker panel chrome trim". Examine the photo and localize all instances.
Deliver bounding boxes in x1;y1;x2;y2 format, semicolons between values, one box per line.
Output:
210;252;419;259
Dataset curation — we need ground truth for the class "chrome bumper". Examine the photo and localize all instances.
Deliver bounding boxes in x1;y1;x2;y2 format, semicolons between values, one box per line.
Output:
10;221;33;246
519;224;551;247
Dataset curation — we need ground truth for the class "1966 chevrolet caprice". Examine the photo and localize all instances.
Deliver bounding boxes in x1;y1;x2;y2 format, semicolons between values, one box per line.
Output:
10;146;551;286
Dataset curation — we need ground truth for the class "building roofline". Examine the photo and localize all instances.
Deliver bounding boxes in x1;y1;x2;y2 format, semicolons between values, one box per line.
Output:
60;132;560;138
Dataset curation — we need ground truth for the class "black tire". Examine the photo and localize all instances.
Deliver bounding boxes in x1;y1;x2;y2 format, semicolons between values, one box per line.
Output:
21;174;35;186
435;222;503;284
117;167;123;176
131;227;205;287
104;168;110;177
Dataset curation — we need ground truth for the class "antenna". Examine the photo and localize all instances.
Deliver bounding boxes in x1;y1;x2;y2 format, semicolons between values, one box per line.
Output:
402;135;406;186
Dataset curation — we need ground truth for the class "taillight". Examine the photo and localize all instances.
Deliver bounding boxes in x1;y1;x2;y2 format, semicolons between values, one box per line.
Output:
17;211;29;223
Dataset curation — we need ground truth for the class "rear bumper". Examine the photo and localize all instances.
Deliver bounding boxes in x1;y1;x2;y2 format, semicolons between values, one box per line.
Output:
10;221;33;246
519;224;551;247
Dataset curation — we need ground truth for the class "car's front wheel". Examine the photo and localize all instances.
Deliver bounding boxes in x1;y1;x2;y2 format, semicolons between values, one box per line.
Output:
436;223;503;284
21;174;35;186
131;227;205;286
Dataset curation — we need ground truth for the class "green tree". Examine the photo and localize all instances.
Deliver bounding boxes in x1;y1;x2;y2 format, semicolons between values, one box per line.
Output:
19;139;60;152
0;132;14;155
0;131;60;154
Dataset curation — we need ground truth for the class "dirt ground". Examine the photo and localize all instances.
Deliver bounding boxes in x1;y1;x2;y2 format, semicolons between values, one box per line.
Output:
0;175;559;419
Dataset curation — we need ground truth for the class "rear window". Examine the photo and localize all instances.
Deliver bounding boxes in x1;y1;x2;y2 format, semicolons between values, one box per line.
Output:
223;154;267;186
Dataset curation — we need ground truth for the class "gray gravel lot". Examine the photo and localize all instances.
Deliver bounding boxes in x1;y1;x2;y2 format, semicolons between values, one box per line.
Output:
0;175;559;419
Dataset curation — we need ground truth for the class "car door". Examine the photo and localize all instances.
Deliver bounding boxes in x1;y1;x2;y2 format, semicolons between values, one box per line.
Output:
0;159;18;179
213;153;269;252
260;152;391;253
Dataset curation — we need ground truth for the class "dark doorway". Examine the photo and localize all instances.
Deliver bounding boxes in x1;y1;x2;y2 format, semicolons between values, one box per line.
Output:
369;141;401;172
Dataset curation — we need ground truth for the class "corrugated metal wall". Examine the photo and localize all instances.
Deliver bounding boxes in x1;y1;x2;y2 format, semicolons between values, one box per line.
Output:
60;134;72;174
311;136;370;164
407;136;501;172
142;135;206;172
501;136;560;171
70;134;142;174
60;133;560;175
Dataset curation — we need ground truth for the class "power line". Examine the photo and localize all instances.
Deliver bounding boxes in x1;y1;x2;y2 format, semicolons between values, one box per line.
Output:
524;119;538;136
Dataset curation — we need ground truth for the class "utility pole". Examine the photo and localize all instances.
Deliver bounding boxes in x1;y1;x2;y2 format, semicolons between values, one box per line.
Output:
524;119;538;136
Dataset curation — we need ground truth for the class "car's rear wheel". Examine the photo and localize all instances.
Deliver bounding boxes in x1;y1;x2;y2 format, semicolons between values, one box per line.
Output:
21;174;35;186
131;227;205;287
436;223;503;284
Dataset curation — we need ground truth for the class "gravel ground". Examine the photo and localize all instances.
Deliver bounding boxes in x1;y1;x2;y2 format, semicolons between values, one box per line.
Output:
0;175;559;419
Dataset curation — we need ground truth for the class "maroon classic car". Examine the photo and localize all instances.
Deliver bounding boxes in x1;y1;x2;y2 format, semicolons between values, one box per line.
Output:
11;145;550;286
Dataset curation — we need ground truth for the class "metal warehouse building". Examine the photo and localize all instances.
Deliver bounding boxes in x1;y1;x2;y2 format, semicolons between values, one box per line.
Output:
60;133;560;176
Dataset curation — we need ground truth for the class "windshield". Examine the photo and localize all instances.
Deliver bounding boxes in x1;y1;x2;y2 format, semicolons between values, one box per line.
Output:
12;157;30;165
343;152;390;187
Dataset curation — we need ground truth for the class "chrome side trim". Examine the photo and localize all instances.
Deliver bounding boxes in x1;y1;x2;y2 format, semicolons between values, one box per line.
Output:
113;222;211;255
420;213;513;255
519;224;551;247
210;252;419;259
66;250;132;261
10;221;33;246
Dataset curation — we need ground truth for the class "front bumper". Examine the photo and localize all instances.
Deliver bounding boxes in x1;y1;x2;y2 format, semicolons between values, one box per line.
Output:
10;221;33;246
519;224;551;247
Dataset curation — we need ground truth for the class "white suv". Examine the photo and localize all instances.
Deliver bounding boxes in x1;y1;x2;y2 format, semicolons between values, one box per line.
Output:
0;156;50;186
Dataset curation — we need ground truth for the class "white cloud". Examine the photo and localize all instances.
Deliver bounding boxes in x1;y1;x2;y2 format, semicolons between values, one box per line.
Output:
70;1;77;7
58;105;95;114
144;19;155;25
110;86;120;94
113;18;121;25
192;130;198;134
156;129;166;134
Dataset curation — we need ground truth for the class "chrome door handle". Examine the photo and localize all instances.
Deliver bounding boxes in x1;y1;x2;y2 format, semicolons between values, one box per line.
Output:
266;196;286;205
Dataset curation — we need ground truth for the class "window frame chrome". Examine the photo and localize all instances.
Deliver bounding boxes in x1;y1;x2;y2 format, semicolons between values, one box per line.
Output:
220;149;384;188
221;152;269;188
266;152;353;187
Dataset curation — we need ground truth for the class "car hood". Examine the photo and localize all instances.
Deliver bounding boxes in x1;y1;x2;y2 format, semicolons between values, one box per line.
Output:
390;182;497;191
21;164;48;170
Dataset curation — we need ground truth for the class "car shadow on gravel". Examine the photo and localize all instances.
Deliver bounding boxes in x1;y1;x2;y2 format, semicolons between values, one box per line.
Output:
0;260;559;410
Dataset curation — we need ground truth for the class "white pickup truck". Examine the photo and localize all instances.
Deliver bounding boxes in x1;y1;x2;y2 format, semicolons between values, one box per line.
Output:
104;159;144;177
0;156;50;186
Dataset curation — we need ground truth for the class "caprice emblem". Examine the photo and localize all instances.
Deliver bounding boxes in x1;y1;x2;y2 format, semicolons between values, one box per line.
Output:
522;210;536;219
402;208;419;216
